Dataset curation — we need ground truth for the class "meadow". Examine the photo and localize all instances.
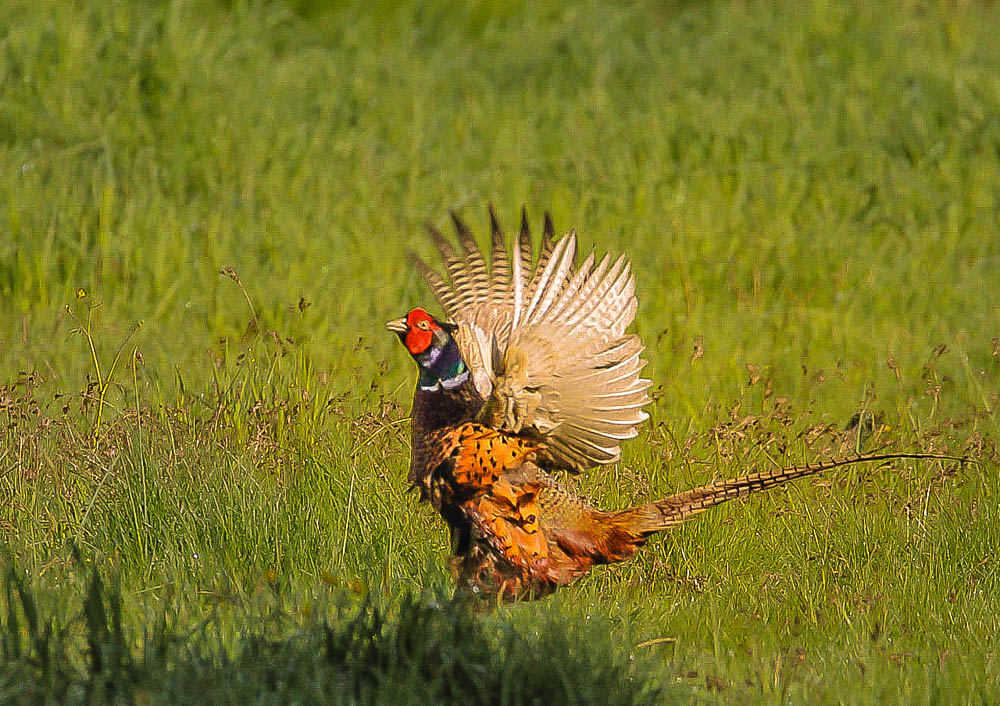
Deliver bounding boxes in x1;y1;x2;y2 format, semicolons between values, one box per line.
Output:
2;0;999;702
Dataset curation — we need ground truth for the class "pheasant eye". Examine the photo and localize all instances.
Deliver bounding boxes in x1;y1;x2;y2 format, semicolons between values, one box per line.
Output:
416;320;431;330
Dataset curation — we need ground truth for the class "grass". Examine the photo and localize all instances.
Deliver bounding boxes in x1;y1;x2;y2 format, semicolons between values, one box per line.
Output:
1;563;662;705
2;0;999;702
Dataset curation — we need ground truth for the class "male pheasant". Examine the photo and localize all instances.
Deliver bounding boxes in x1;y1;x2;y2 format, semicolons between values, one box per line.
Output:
387;207;950;600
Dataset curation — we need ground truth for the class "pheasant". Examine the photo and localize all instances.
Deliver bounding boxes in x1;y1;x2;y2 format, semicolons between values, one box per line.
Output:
386;207;953;600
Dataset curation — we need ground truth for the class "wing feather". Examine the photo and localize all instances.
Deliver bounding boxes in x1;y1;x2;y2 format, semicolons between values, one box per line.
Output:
488;206;510;305
518;209;533;285
451;212;489;306
523;235;574;323
414;208;651;471
413;255;461;313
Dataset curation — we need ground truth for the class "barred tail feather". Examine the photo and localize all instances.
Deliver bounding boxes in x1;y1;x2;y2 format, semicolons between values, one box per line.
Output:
614;453;965;535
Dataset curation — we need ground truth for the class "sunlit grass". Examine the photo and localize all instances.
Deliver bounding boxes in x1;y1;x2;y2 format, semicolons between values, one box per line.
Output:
2;0;999;702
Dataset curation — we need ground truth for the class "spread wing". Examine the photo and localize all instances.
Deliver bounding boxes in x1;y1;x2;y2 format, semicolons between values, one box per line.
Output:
415;207;651;472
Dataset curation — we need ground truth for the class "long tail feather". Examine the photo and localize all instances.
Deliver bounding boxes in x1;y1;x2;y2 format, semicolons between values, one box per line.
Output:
614;453;966;535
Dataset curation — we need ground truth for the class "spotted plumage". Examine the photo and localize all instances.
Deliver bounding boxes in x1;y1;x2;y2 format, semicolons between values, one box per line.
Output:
387;207;959;600
412;423;537;499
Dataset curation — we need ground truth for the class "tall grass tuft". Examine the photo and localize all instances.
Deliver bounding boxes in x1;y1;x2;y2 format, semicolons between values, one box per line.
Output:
0;559;662;705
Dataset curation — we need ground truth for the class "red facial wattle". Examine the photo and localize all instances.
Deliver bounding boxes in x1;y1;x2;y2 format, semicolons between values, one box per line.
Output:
404;308;437;355
405;329;433;355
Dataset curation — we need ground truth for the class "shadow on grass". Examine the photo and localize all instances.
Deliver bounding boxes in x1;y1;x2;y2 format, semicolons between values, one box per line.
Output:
0;559;665;706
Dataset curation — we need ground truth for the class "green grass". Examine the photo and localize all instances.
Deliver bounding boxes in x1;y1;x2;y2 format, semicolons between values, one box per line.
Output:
2;0;1000;702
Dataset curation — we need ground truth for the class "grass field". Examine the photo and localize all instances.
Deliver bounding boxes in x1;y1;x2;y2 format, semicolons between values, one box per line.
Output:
2;0;1000;702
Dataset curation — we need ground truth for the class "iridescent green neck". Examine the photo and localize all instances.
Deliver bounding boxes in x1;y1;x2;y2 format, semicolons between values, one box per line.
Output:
419;358;467;390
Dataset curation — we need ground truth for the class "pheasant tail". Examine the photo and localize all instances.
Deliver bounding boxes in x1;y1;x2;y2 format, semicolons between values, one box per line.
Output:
611;452;957;535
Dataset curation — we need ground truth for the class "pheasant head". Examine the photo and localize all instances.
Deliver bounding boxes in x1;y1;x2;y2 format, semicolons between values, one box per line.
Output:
386;307;469;390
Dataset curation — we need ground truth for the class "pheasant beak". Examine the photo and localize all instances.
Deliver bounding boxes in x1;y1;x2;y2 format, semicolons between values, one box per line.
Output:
385;316;409;334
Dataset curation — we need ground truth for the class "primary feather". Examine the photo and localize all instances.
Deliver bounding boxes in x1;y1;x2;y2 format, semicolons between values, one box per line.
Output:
414;207;652;471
